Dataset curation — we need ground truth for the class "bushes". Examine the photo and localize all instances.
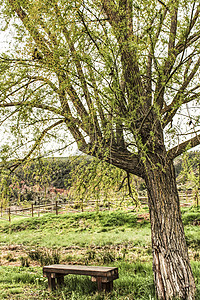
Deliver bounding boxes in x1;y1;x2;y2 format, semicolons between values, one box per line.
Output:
182;211;200;226
28;248;61;266
100;212;137;227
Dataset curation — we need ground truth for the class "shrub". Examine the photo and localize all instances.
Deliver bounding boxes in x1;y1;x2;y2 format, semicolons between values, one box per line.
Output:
28;248;61;266
19;256;30;267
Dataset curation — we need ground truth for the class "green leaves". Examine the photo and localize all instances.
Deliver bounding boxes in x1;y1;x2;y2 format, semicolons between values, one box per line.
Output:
0;0;199;176
69;156;139;209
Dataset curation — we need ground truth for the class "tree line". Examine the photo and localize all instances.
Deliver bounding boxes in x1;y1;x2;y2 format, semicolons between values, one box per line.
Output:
1;151;199;206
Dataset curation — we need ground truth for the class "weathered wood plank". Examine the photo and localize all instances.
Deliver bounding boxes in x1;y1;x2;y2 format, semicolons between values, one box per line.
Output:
43;264;118;277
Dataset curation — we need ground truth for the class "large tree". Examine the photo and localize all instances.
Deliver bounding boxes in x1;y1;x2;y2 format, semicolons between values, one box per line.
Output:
0;0;200;298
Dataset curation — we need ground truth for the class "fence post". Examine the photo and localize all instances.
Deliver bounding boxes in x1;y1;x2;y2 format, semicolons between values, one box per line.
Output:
8;208;11;222
55;201;58;215
31;204;34;217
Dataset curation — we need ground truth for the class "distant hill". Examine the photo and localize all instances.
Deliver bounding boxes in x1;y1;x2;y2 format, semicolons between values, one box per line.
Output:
9;151;200;189
2;152;200;205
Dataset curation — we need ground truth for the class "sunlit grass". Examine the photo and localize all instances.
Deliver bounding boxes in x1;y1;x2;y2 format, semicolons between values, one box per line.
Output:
0;211;151;248
0;262;200;299
0;209;200;299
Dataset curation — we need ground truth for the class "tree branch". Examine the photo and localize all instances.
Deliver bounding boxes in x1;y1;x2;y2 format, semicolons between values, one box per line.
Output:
175;30;200;54
9;119;65;172
167;134;200;160
0;101;62;116
29;76;59;94
87;143;144;177
154;4;178;108
155;2;198;109
101;0;144;109
8;0;51;57
157;0;170;11
168;4;178;56
53;2;102;139
163;55;200;127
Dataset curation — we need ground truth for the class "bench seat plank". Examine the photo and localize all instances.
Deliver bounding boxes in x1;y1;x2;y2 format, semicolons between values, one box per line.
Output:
43;264;118;277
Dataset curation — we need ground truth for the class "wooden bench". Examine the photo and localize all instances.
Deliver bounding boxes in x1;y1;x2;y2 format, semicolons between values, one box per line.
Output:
43;264;119;292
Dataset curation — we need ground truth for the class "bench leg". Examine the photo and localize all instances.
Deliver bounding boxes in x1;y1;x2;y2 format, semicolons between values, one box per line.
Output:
47;274;56;291
57;275;65;286
97;277;103;291
102;281;113;292
96;278;113;292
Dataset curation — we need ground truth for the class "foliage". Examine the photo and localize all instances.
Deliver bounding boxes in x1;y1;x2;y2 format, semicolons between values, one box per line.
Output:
0;0;199;171
17;157;75;189
28;248;61;266
69;157;139;210
0;155;81;206
0;154;142;209
0;151;199;209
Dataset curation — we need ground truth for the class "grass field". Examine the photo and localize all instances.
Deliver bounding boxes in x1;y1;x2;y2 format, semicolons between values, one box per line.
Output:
0;207;200;299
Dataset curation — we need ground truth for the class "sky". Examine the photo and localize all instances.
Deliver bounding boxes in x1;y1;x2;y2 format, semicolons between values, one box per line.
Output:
0;23;15;52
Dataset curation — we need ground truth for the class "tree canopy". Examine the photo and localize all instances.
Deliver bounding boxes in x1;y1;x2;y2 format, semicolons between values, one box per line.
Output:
0;0;199;171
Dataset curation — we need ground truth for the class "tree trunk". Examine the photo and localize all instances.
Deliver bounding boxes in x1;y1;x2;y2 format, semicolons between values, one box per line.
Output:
144;158;196;299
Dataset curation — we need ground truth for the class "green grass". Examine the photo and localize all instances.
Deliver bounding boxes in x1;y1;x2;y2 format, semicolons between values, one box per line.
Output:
0;262;156;300
0;262;200;299
1;208;200;249
0;211;139;232
0;226;151;248
0;211;150;248
0;209;200;299
182;206;200;223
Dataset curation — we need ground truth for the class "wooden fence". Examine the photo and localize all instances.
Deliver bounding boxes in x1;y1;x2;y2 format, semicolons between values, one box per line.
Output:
0;201;62;222
0;191;196;222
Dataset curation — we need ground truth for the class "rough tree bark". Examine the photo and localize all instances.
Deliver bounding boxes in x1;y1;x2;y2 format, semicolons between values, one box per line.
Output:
93;117;197;299
137;118;196;299
144;159;196;299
